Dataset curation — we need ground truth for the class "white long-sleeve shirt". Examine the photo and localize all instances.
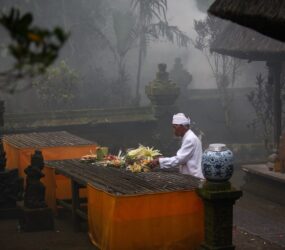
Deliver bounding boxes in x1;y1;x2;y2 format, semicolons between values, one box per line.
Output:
158;129;204;179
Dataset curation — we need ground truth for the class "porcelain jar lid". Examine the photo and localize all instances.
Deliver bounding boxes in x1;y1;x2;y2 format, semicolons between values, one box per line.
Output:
208;143;227;152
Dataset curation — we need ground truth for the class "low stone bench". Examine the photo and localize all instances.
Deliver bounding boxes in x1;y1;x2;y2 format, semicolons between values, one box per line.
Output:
242;164;285;206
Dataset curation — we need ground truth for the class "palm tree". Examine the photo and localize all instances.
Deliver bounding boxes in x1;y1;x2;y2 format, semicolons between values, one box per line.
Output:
111;10;137;105
112;10;137;88
91;9;137;106
131;0;190;106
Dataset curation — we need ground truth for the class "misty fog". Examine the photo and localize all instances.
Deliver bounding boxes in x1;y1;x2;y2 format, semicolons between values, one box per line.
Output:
0;0;266;112
1;2;285;249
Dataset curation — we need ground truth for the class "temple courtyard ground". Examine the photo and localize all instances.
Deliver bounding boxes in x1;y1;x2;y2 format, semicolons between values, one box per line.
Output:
1;164;285;250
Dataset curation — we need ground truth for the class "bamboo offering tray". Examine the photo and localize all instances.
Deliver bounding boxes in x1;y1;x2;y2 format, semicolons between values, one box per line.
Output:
45;159;200;196
3;131;98;211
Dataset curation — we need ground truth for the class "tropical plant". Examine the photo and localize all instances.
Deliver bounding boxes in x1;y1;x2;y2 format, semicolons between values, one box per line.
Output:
91;9;137;106
247;74;274;153
247;73;285;153
32;60;80;110
194;15;243;128
131;0;190;106
111;10;137;106
0;8;68;93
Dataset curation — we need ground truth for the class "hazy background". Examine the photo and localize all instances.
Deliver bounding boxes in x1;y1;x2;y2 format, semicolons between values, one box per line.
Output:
0;0;266;112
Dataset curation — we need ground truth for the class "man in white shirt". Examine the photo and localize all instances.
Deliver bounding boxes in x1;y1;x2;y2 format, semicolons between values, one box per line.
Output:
151;113;204;179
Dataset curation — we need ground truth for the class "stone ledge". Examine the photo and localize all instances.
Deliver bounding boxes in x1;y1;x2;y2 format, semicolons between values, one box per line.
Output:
19;206;54;232
242;164;285;206
3;106;156;130
242;164;285;184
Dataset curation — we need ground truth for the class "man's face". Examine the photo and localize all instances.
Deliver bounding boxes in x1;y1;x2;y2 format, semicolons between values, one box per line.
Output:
172;124;186;137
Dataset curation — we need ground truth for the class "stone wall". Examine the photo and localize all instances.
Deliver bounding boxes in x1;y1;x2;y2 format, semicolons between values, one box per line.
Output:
3;88;267;162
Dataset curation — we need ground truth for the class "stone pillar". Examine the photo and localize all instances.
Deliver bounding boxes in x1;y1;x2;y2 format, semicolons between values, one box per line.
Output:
145;63;180;119
198;144;242;250
197;182;242;250
266;61;282;153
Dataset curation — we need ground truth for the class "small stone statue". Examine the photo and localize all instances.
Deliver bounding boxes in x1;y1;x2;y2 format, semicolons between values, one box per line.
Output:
170;57;192;91
145;63;180;120
156;63;170;82
24;150;47;209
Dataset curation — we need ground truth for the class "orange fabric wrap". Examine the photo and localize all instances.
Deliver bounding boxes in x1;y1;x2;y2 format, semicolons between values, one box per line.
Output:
87;184;204;250
4;142;96;210
4;143;97;175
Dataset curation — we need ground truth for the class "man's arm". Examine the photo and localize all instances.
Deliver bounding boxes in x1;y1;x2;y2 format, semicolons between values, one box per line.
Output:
158;139;195;169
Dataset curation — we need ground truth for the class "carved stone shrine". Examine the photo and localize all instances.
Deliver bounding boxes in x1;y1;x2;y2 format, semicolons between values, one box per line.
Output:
19;150;54;231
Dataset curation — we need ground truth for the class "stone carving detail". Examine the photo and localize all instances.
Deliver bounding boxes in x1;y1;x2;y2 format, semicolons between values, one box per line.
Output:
156;63;169;82
24;150;47;209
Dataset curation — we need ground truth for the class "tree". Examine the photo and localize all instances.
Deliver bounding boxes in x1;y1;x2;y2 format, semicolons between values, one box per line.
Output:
0;8;68;93
131;0;190;106
110;10;137;106
247;72;285;152
32;60;80;111
91;9;137;106
194;15;243;128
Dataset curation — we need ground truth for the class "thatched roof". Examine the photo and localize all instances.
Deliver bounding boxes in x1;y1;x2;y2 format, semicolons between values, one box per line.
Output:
210;22;285;61
208;0;285;42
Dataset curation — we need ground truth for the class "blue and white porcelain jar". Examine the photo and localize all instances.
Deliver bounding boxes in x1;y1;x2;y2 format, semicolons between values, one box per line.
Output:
202;143;234;182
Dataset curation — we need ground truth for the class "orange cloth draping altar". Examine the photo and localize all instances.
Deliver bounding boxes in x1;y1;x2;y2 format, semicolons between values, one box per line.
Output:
87;184;204;250
4;144;97;177
3;135;97;210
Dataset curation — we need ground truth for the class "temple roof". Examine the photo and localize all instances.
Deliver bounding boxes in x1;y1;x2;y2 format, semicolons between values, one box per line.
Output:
210;21;285;61
208;0;285;42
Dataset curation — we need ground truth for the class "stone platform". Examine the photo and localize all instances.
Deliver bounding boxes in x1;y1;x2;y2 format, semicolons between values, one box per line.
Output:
19;206;54;232
241;164;285;206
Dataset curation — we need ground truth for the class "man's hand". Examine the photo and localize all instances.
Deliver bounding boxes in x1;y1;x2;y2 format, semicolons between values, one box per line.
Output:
149;158;160;169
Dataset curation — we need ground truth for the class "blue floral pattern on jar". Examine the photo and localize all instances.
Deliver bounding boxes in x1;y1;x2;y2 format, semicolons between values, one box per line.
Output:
202;144;234;182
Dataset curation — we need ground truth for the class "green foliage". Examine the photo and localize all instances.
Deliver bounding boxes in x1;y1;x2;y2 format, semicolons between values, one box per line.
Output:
0;8;69;92
33;60;80;110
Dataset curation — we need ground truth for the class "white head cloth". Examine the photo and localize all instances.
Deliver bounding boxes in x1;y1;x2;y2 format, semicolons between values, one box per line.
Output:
172;113;191;125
